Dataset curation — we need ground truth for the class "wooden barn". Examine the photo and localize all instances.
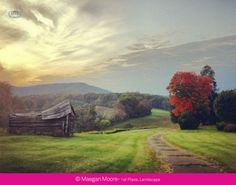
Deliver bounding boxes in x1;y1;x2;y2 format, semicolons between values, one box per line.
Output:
8;100;76;137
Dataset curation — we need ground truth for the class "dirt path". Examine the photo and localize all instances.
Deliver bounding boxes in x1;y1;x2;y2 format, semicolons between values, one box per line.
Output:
148;134;221;173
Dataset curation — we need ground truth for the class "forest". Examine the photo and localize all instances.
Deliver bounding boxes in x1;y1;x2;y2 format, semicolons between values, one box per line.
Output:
0;84;170;131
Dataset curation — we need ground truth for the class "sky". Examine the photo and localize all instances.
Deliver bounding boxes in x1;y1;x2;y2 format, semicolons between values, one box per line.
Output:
0;0;236;95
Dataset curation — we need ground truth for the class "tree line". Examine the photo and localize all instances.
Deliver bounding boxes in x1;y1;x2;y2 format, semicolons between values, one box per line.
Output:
75;94;152;132
0;84;170;129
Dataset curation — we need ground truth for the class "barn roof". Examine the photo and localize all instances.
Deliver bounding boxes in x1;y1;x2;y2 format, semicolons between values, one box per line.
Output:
10;112;40;118
41;100;76;120
10;100;76;120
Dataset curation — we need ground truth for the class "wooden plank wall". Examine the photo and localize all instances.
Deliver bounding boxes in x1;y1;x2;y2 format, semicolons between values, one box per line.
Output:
8;115;67;136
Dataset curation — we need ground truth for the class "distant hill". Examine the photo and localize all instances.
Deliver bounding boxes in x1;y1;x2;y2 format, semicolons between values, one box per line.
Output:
12;82;111;96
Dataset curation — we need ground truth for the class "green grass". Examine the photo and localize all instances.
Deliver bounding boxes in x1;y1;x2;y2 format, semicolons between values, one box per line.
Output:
0;129;162;172
1;108;236;172
164;126;236;172
109;109;173;129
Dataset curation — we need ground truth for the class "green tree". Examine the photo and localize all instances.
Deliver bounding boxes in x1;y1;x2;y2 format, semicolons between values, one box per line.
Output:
75;105;97;131
118;96;151;118
200;65;218;124
214;90;236;123
200;65;217;92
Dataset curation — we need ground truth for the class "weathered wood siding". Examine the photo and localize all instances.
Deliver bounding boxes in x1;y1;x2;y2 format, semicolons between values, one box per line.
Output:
8;100;76;137
9;115;66;136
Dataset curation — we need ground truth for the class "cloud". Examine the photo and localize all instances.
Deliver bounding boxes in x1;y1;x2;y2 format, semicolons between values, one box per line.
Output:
79;1;104;17
3;0;59;27
35;34;236;89
0;25;27;47
127;35;171;52
89;34;236;94
0;63;40;85
0;0;235;94
0;0;124;86
101;35;171;70
70;0;122;19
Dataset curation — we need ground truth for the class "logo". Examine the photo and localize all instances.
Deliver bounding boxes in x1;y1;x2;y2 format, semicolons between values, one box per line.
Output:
7;10;21;18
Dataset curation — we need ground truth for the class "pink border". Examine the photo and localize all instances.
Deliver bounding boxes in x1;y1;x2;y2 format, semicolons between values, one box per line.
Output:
0;173;235;185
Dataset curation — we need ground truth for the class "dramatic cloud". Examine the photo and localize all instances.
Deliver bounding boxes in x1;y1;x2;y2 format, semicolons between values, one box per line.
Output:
3;0;59;27
0;0;124;85
0;63;39;84
0;0;235;94
90;35;236;94
0;25;27;47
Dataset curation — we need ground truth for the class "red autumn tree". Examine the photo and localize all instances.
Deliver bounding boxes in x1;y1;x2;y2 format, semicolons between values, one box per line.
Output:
167;72;212;118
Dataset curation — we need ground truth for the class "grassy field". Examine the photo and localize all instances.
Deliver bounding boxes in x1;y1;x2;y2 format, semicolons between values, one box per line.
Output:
165;127;236;172
1;109;236;172
109;109;173;129
0;129;161;172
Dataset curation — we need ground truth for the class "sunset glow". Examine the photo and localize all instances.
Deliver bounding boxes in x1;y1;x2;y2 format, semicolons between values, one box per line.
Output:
0;0;236;94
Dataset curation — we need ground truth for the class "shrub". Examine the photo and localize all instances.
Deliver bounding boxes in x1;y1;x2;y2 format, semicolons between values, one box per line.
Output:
178;112;200;130
214;90;236;123
216;122;226;131
95;119;111;130
170;112;178;123
118;96;151;118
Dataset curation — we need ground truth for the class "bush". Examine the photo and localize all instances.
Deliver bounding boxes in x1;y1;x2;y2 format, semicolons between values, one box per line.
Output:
178;112;200;130
216;122;226;131
170;112;178;123
214;90;236;123
95;118;111;130
118;96;152;118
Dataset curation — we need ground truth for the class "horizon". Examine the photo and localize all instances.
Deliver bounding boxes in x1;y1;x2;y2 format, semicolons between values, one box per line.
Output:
12;81;169;96
0;0;236;95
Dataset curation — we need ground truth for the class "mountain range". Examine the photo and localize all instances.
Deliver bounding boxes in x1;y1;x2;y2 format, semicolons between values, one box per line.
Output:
12;82;110;96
